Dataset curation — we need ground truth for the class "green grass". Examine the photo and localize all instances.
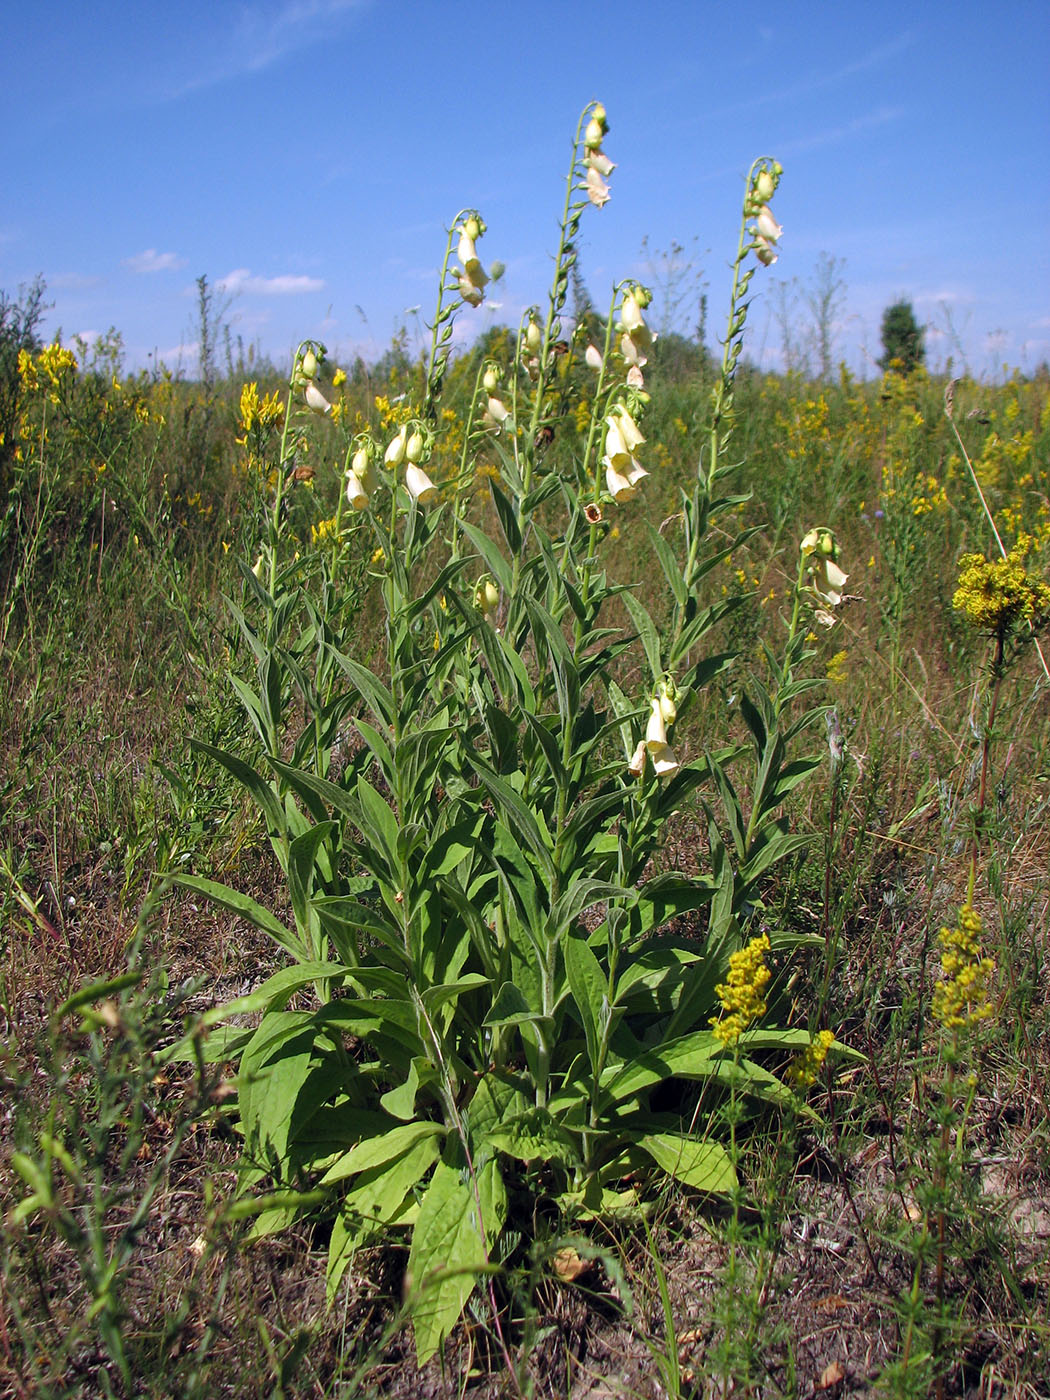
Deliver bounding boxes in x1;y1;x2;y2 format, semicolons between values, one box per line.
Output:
1;342;1048;1398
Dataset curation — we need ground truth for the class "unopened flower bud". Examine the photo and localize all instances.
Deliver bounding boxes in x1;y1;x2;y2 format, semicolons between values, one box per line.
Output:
525;319;542;355
754;170;776;203
406;430;425;463
584;117;604;150
300;349;318;380
482;367;499;393
385;427;407;467
352;446;370;478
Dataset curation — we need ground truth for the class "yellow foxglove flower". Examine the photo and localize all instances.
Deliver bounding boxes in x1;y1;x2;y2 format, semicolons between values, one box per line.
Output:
585;166;611;208
755;235;778;267
605;460;638;503
584;343;603;370
304;383;332;415
385;426;407;467
404;463;439;505
604;418;630;468
756;206;782;242
406;429;425;463
345;470;369;511
627;740;647;778
614;405;645;452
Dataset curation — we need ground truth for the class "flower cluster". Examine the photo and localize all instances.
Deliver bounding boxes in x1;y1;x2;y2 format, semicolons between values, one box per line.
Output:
238;382;284;440
952;537;1050;636
345;442;378;512
932;905;995;1031
800;527;848;626
627;678;679;779
18;343;78;394
385;423;439;505
293;345;334;416
455;214;490;307
618;285;655;384
603;402;648;502
786;1029;835;1088
745;162;784;266
710;934;772;1048
581;103;614;207
481;364;511;432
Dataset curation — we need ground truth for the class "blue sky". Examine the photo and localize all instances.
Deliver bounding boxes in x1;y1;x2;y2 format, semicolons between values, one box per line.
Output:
4;1;1048;380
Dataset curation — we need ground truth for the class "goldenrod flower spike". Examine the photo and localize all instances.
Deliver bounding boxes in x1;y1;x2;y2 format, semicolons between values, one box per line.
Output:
710;934;772;1047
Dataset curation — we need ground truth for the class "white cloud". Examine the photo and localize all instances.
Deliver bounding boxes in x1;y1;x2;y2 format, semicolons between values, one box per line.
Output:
217;268;325;295
124;248;187;274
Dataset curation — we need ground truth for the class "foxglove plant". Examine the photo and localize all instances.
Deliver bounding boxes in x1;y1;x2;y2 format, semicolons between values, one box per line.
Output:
176;108;839;1367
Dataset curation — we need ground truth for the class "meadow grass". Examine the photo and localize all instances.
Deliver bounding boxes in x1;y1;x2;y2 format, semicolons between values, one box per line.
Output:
1;288;1048;1396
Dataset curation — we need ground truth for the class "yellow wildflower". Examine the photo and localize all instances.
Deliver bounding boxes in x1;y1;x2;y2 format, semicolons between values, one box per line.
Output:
710;934;771;1047
786;1029;835;1089
952;537;1050;634
932;905;995;1030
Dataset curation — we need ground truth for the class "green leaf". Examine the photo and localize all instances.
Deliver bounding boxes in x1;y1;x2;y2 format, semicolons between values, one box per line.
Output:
171;874;303;960
620;591;663;679
489;478;522;555
637;1133;736;1194
191;739;284;836
320;1121;446;1187
645;521;687;607
328;648;394;728
563;934;607;1074
408;1160;493;1365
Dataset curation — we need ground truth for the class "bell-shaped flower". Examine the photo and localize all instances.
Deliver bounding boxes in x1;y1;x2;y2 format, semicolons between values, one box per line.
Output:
404;463;439;505
605;460;638;503
626;365;645;389
605;457;647;503
457;230;486;280
755;236;778;267
613;405;645;453
585;343;603;370
585;150;616;178
645;699;679;777
756;206;783;242
604;418;631;469
812;556;848;608
621;329;654;369
627;740;647;778
621;291;645;334
585;166;610;208
458;274;484;307
384;426;408;467
345;470;370;512
304;383;332;416
482;395;510;432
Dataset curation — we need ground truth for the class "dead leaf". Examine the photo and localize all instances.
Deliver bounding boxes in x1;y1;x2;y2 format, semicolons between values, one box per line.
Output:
814;1293;850;1313
817;1360;846;1390
552;1247;591;1282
